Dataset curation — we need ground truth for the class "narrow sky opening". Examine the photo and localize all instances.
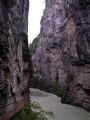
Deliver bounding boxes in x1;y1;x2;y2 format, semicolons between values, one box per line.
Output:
28;0;45;43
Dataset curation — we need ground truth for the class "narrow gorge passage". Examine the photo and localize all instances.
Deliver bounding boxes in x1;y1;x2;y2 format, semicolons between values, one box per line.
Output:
0;0;90;119
30;0;90;112
30;88;90;120
28;0;90;119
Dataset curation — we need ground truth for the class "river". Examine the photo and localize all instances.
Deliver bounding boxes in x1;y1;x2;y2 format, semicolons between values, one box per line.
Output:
30;88;90;120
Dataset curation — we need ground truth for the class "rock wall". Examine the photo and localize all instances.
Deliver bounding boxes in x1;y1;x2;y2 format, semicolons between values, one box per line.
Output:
0;0;29;119
32;0;90;110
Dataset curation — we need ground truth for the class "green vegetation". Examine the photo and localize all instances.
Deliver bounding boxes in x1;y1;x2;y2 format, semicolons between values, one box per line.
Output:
12;101;55;120
29;36;39;55
54;82;64;97
23;47;29;62
67;71;75;82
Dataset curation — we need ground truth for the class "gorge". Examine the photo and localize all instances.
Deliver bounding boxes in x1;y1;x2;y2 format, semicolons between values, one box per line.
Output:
0;0;90;120
31;0;90;111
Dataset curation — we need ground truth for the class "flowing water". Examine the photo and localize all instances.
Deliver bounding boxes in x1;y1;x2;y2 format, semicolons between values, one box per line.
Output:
30;88;90;120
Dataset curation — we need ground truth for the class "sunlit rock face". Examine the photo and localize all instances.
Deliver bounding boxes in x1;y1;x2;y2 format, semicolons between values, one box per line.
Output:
0;0;29;119
32;0;90;110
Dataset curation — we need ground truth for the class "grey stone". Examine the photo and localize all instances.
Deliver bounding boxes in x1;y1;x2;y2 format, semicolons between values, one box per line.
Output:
32;0;90;111
0;0;30;118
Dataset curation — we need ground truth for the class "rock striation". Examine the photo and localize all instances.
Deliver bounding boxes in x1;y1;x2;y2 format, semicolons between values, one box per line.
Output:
0;0;30;119
32;0;90;110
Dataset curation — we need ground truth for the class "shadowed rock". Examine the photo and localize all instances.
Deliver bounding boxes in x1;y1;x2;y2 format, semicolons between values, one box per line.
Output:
0;0;30;119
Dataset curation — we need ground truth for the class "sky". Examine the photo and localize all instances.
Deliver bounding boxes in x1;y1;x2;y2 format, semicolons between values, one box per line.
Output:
28;0;45;43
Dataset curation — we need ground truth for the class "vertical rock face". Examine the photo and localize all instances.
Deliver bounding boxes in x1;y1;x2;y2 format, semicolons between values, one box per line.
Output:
0;0;29;119
32;0;90;110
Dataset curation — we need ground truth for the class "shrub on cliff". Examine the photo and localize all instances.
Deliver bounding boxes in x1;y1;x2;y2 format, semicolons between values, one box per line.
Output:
29;36;39;55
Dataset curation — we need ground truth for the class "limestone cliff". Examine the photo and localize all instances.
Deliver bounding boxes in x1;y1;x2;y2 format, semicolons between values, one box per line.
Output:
32;0;90;110
0;0;29;119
